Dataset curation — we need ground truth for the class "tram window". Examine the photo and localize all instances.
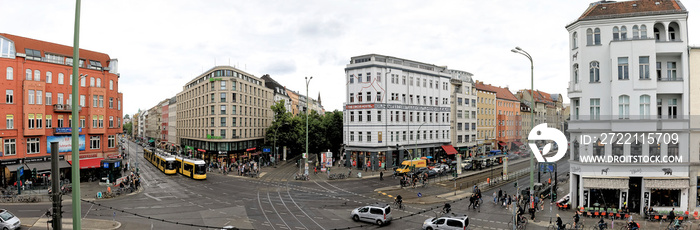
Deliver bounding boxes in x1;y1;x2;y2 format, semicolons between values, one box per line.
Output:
184;163;193;172
195;164;206;175
166;161;175;170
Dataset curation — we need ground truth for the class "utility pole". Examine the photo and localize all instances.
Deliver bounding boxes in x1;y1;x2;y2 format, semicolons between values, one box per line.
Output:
71;0;83;228
50;142;62;230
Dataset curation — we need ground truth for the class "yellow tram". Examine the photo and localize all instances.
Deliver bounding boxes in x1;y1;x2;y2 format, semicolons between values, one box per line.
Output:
143;148;177;175
175;156;207;180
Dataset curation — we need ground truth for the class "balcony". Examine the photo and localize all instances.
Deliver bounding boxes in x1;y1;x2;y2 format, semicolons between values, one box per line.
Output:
53;104;81;113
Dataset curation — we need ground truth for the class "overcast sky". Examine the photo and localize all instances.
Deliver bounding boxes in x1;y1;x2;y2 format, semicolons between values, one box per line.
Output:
3;0;700;116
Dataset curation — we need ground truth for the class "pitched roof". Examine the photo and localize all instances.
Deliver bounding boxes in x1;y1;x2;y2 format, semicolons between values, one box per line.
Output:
0;33;111;66
577;0;686;22
474;81;518;102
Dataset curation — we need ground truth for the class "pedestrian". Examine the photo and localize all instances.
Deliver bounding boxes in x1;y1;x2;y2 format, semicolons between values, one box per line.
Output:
498;188;503;202
380;171;384;181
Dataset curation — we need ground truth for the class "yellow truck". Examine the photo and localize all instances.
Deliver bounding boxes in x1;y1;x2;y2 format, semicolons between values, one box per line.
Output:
395;159;427;174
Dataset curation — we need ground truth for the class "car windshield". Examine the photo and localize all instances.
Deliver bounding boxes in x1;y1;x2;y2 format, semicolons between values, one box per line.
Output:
0;211;14;221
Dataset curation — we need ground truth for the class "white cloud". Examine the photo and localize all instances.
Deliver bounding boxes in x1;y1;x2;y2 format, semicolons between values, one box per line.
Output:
3;0;700;115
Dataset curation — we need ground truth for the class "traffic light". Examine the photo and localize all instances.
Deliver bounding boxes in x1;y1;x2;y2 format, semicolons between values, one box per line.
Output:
551;191;557;201
32;168;37;178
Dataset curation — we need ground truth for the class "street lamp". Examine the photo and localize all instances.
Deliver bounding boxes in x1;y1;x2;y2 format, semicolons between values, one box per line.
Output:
511;47;535;207
305;76;312;175
273;121;288;168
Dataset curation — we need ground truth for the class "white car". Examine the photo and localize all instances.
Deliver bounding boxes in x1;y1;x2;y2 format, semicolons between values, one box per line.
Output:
351;203;392;226
422;213;469;230
0;209;21;230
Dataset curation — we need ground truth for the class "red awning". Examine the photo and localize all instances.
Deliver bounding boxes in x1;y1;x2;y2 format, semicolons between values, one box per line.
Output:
441;145;458;155
513;141;523;146
498;142;507;146
67;158;104;169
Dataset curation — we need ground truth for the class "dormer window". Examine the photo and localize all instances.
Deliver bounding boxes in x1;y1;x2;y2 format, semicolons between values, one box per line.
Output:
0;37;16;58
88;60;102;70
25;48;41;61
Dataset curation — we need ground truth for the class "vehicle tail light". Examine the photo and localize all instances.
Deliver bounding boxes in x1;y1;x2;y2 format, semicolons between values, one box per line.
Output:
384;213;386;220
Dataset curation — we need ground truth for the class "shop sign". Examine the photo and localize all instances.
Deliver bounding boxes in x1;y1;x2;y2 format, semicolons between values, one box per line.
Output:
206;134;223;139
0;159;19;166
79;153;98;159
209;78;223;82
218;151;227;155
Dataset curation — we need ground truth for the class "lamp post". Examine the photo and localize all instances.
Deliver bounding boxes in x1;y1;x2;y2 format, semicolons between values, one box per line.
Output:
305;76;312;175
511;46;535;203
273;122;288;168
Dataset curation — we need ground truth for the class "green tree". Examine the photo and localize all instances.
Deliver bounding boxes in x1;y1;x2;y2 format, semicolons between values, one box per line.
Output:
123;122;133;136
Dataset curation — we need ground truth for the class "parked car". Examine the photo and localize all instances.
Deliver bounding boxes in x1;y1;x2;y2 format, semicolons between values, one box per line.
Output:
0;209;21;230
413;167;438;178
351;203;392;226
432;164;450;174
422;213;469;230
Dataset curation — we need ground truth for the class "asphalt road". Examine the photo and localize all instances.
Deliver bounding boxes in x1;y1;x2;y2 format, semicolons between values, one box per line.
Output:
5;140;572;230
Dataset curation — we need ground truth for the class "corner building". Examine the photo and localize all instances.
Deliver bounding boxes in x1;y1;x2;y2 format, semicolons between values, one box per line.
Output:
343;54;453;170
0;33;123;183
566;0;690;213
176;66;272;164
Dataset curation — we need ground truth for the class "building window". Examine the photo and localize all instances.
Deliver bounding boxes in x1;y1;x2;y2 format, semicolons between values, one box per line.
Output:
594;28;601;45
5;67;12;80
358;111;362;122
349;93;354;103
58;73;64;84
402;76;406;85
6;115;13;129
650;189;680;207
377;111;381;122
90;77;95;87
613;26;620;40
221;105;227;115
349;131;354;142
619;95;630;119
108;135;115;148
667;62;677;80
220;93;226;102
650;138;661;157
357;74;362;83
27;137;40;154
36;114;42;128
376;92;381;102
46;115;52;128
109;97;113;108
366;73;371;82
618;57;629;80
367;132;371;142
79;95;86;107
350;111;354;122
640;95;650;119
3;139;15;156
118;100;121;110
80;116;85;128
92;95;98;107
639;56;650;79
593;139;604;157
367;111;371;122
5;90;12;104
633;25;639;39
358;92;362;102
641;25;648;39
57;116;64;128
620;26;627;40
590;98;600;120
587;29;593;45
366;92;371;102
99;116;104;128
46;72;52;83
572;32;578;49
220;81;226;90
358;132;363;142
80;76;86;87
668;99;677;119
573;64;579;83
109;116;114;128
28;90;34;104
90;136;100;149
109;80;113;90
92;115;97;128
34;70;40;81
99;95;104;107
589;61;600;82
25;69;31;80
349;74;354;83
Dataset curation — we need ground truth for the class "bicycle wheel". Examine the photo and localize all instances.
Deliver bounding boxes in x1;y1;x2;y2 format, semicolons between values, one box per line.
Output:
547;225;557;230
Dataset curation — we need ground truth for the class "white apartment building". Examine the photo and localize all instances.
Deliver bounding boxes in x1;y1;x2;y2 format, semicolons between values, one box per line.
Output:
167;97;178;148
448;69;478;155
343;54;453;170
566;0;690;213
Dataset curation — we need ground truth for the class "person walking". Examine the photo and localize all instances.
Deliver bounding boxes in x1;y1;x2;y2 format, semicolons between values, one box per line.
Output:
379;171;384;181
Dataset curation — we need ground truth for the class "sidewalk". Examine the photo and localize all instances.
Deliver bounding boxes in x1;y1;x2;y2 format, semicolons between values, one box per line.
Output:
20;217;120;230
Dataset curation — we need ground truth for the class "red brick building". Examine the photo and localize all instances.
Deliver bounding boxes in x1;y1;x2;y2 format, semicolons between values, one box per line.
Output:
474;81;520;151
0;33;123;184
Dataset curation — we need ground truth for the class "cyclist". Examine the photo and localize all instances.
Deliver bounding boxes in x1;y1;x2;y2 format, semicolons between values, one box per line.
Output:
442;203;451;214
573;211;581;228
516;205;525;223
395;195;403;209
597;217;607;230
628;218;639;230
670;216;681;230
556;214;564;230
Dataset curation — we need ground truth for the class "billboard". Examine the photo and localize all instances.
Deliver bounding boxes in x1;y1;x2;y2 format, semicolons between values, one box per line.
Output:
46;135;86;153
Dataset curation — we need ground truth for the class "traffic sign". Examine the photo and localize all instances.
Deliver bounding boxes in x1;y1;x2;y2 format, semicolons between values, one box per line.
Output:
417;193;422;197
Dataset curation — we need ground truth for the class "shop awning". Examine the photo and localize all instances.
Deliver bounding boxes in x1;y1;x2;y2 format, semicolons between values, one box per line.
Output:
441;145;458;155
498;142;507;146
513;141;523;146
644;178;688;190
67;158;104;169
24;161;71;173
583;177;629;189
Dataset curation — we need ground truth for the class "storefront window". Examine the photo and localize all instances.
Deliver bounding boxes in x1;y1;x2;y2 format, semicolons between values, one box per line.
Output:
697;177;700;207
650;189;680;207
589;189;620;209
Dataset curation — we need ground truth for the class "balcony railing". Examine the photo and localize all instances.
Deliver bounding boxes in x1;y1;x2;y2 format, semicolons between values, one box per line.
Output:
53;104;82;112
658;77;683;81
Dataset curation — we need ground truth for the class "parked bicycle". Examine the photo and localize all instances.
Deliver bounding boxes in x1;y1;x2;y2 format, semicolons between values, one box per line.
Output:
509;215;528;230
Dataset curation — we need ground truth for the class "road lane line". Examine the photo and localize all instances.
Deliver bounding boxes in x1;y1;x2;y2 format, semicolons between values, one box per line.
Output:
285;185;325;230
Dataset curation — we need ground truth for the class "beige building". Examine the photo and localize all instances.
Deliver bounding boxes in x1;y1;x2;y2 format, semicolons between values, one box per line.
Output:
176;66;273;163
689;47;700;208
475;85;496;154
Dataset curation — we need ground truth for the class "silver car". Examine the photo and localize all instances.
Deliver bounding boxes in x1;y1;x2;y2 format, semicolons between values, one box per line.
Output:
0;209;21;230
422;213;469;230
350;203;392;226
